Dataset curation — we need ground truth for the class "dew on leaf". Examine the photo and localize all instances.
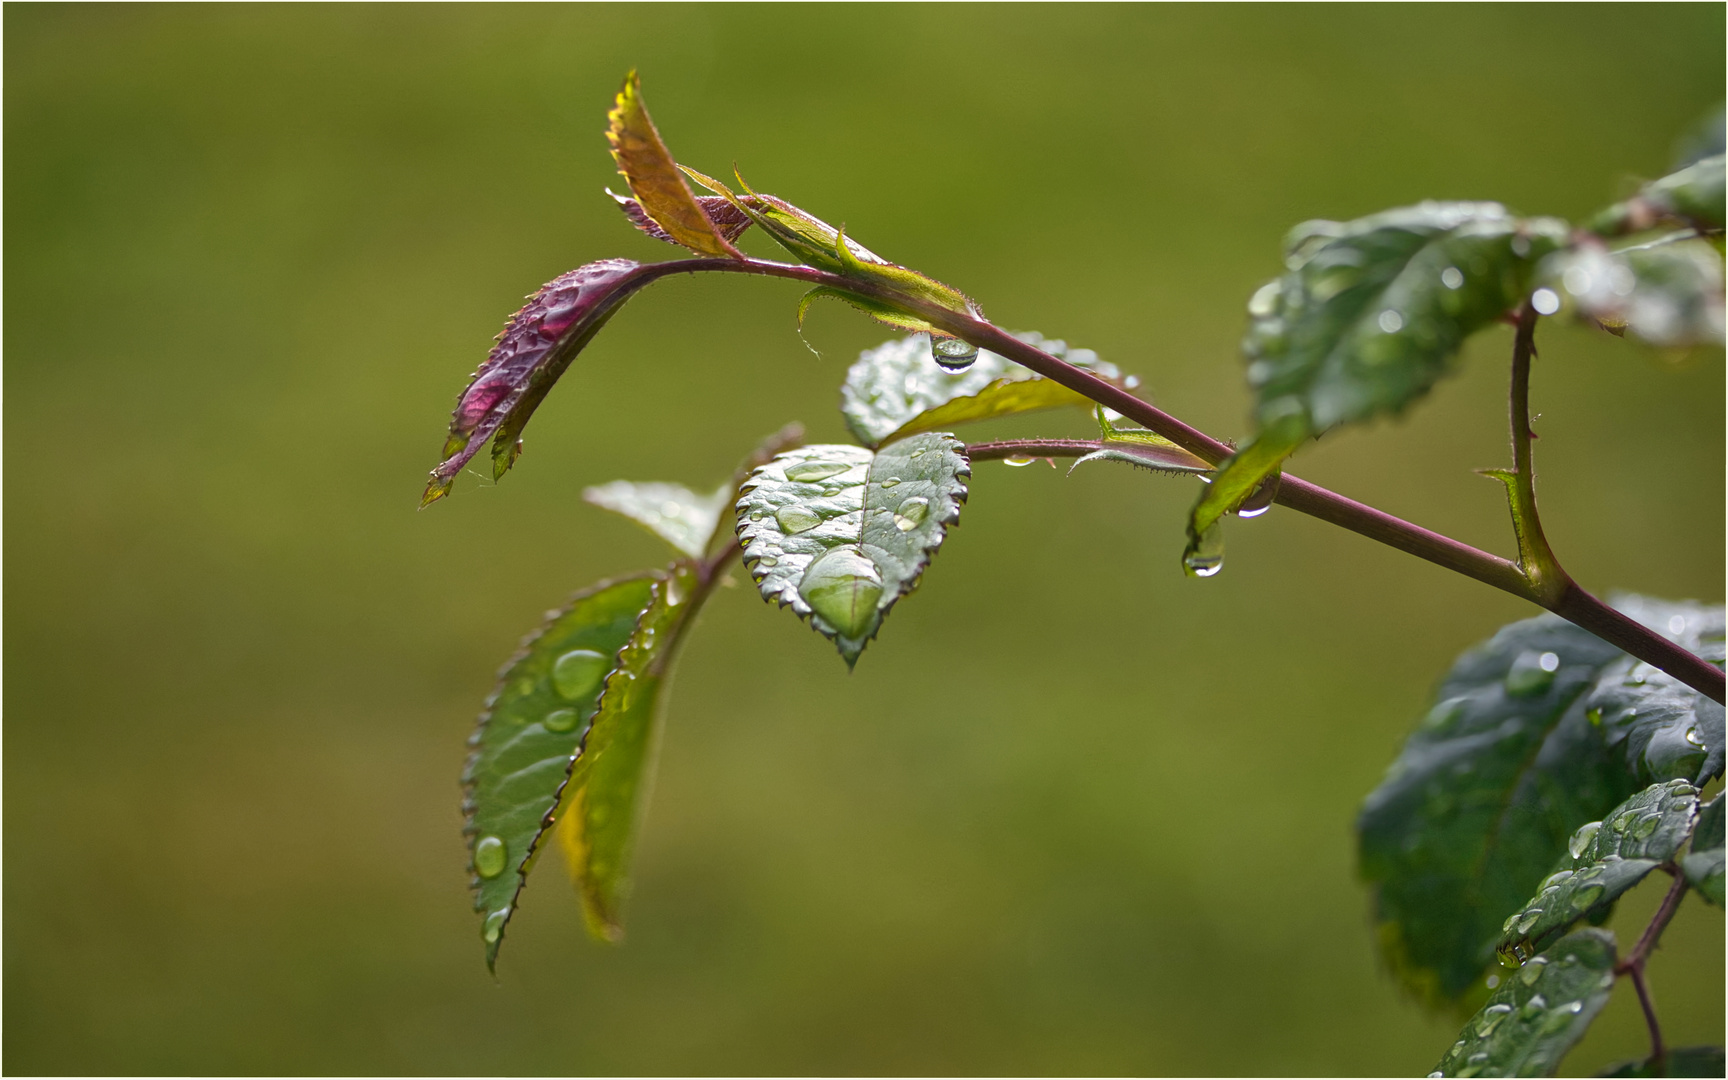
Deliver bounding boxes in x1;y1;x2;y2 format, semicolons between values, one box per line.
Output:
785;461;850;482
798;546;883;638
894;497;929;530
482;907;509;943
543;708;579;733
931;336;979;370
878;478;900;489
474;835;507;879
1568;822;1600;859
1570;884;1604;910
776;506;823;534
552;649;609;701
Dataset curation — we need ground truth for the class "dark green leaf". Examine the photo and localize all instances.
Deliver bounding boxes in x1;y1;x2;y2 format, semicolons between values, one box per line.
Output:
584;480;733;559
1188;203;1568;563
1583;598;1725;785
1359;613;1641;1004
1587;153;1726;236
1430;928;1617;1078
462;573;658;966
1599;1046;1726;1078
1496;779;1700;963
839;331;1131;449
1540;237;1725;348
736;433;968;667
424;259;654;505
552;563;707;941
1682;794;1723;906
605;71;741;258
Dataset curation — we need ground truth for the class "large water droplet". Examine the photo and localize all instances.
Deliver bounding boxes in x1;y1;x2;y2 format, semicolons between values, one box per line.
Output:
1518;957;1548;985
1476;1003;1513;1036
931;336;979;371
482;907;509;943
756;554;779;568
878;477;900;489
1184;522;1225;578
1685;727;1705;748
543;708;579;733
552;649;609;701
1631;813;1661;839
1506;651;1559;697
1570;884;1604;911
785;461;849;482
1003;455;1036;467
474;835;507;879
798;546;883;639
1540;870;1574;891
776;505;823;534
1237;475;1278;518
894;496;929;532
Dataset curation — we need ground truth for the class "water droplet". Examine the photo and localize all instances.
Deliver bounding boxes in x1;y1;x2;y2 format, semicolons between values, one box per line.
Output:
1570;884;1604;911
474;835;507;879
665;575;688;607
749;510;765;521
776;506;823;534
482;907;509;943
1514;909;1542;934
878;478;900;489
1668;615;1687;635
1685;727;1705;748
1378;309;1405;333
1611;810;1635;833
1248;281;1282;318
1183;522;1225;579
797;546;883;639
1531;288;1561;316
1540;870;1575;891
785;461;849;482
893;497;929;532
1506;651;1558;696
931;336;979;371
552;649;609;701
1426;1072;1444;1078
1518;957;1548;985
909;447;926;458
1631;813;1661;839
543;708;579;733
1441;266;1465;289
1476;1004;1513;1036
1424;698;1466;731
1522;994;1548;1018
1237;474;1279;518
1003;455;1036;467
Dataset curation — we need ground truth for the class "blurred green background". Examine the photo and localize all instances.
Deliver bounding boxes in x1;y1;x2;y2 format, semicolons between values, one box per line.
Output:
6;4;1723;1075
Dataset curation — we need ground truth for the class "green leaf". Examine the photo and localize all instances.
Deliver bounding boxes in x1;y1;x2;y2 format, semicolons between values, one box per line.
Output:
1583;597;1725;785
736;433;968;667
1068;407;1214;478
553;562;706;941
1681;793;1723;907
1188;203;1568;564
1359;596;1723;1005
1539;237;1725;348
1358;613;1642;1004
605;71;741;259
462;573;659;966
1599;1046;1727;1078
424;259;655;505
1587;153;1726;236
839;331;1132;448
1496;779;1700;963
1430;928;1617;1079
584;480;733;559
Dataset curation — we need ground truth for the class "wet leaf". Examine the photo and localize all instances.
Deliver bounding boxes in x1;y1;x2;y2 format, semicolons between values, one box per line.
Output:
1540;237;1725;348
1583;597;1725;785
735;433;968;667
584;481;733;559
839;331;1133;448
1587;153;1726;236
553;563;707;941
1496;779;1699;963
605;72;740;258
1430;928;1617;1078
462;573;658;966
1681;793;1723;907
1598;1046;1727;1078
424;259;654;505
1359;612;1645;1004
1191;203;1568;562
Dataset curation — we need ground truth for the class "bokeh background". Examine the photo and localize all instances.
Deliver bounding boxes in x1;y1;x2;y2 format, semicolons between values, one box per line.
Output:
6;4;1723;1075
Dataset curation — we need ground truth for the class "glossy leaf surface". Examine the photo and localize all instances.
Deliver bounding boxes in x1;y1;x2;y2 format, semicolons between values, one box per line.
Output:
1358;613;1643;1004
584;480;733;559
1583;597;1725;785
1541;237;1726;348
839;332;1129;448
424;259;652;505
1598;1046;1727;1078
736;434;968;666
605;72;739;258
1430;929;1617;1079
1190;203;1568;557
462;574;657;966
1682;793;1723;907
554;563;705;941
1496;779;1699;962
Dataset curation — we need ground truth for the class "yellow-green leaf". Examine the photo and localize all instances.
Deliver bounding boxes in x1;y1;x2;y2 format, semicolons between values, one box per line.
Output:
606;72;740;259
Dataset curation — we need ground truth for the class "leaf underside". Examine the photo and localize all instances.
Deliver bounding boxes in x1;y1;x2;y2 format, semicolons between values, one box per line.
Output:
1496;779;1699;963
605;71;739;258
1357;597;1724;1005
1190;202;1568;555
736;433;969;666
839;331;1130;448
462;573;658;966
584;480;733;559
1430;928;1617;1079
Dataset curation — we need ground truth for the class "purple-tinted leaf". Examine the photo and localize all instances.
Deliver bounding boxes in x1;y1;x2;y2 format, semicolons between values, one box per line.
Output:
424;259;652;506
607;189;752;248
